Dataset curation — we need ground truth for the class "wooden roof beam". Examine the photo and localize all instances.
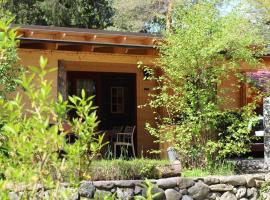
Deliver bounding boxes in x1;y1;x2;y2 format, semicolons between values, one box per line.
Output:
114;36;128;54
85;35;97;52
23;31;34;37
56;33;66;39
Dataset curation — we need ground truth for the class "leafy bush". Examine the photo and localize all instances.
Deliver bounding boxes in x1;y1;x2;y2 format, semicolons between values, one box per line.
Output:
0;17;22;99
0;57;104;198
88;159;170;180
142;0;266;167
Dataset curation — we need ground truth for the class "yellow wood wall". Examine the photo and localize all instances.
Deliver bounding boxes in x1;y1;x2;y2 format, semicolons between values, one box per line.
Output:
18;49;159;157
218;57;270;109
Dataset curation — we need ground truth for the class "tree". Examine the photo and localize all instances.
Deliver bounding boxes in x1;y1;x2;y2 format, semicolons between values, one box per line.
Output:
143;0;266;166
1;0;46;25
111;0;183;32
1;0;114;29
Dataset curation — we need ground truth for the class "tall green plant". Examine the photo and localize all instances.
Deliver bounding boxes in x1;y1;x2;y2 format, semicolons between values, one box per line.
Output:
143;0;266;167
0;17;21;99
0;56;104;198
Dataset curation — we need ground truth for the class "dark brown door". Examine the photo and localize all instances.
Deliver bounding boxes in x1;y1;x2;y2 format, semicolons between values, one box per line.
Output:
99;74;136;130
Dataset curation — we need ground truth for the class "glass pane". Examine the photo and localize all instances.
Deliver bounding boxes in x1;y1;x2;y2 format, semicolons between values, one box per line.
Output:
76;79;96;97
111;87;125;113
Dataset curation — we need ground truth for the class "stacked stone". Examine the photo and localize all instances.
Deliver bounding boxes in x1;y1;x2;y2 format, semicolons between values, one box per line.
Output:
234;159;265;174
77;174;270;200
8;174;270;199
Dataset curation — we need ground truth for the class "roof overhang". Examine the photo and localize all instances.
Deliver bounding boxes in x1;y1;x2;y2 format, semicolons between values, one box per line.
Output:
14;25;160;56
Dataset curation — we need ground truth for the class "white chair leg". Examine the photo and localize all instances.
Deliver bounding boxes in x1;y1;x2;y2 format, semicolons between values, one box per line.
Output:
114;143;117;158
132;143;135;157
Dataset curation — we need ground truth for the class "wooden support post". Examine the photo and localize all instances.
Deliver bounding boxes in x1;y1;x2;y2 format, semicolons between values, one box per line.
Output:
58;61;67;101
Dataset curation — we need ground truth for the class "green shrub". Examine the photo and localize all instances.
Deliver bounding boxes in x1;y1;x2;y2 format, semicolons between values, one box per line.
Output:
88;159;170;180
0;56;104;198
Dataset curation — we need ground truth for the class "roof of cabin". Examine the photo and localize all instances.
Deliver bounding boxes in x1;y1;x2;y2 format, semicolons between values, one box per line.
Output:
14;24;160;55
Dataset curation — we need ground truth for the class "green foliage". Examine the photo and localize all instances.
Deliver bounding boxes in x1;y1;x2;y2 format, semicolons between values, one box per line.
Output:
0;17;22;99
134;179;161;200
258;181;270;200
143;0;266;167
111;0;183;32
182;161;235;177
1;0;114;29
88;159;170;181
0;56;103;198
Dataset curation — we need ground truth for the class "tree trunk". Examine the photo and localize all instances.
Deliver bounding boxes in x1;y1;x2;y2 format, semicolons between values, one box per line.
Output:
166;0;173;31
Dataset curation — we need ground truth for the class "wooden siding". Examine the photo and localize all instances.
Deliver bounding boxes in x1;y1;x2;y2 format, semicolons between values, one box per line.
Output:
18;49;159;157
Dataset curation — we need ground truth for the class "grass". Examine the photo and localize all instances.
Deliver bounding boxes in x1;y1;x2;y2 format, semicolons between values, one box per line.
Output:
182;162;235;177
88;158;170;181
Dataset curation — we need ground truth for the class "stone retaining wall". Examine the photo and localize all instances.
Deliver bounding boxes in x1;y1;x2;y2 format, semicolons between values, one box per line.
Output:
8;173;270;199
78;174;270;200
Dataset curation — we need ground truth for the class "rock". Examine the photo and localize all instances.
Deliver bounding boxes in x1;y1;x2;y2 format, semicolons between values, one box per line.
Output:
72;193;80;200
8;192;20;200
116;188;134;200
208;192;221;200
255;179;265;187
265;173;270;182
111;188;116;193
165;189;182;200
155;161;181;178
142;187;165;200
247;187;257;197
93;181;115;190
232;187;237;194
79;181;95;198
220;192;237;200
94;189;112;200
236;186;246;198
157;177;180;189
188;181;209;200
209;184;233;192
239;198;248;200
115;180;142;187
220;175;246;186
134;185;142;195
171;160;182;174
245;174;265;187
180;189;188;195
204;177;220;185
178;178;195;189
182;195;193;200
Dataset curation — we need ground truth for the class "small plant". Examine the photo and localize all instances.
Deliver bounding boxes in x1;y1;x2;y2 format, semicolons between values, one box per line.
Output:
134;179;161;200
258;182;270;200
0;17;22;99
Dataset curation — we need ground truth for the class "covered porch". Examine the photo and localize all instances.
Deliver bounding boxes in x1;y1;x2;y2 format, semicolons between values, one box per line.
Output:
16;25;160;158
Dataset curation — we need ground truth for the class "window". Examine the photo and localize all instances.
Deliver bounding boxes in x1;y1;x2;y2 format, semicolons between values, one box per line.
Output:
76;79;96;97
111;87;124;113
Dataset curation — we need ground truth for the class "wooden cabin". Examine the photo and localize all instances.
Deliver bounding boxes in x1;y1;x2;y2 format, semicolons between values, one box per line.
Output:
15;25;270;159
16;25;160;158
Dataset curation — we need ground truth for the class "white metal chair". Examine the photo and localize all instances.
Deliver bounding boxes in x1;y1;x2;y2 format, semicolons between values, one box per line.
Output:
113;126;136;157
112;126;124;133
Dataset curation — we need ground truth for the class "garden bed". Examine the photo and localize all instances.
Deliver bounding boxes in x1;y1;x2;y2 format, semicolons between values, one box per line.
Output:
88;159;171;180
